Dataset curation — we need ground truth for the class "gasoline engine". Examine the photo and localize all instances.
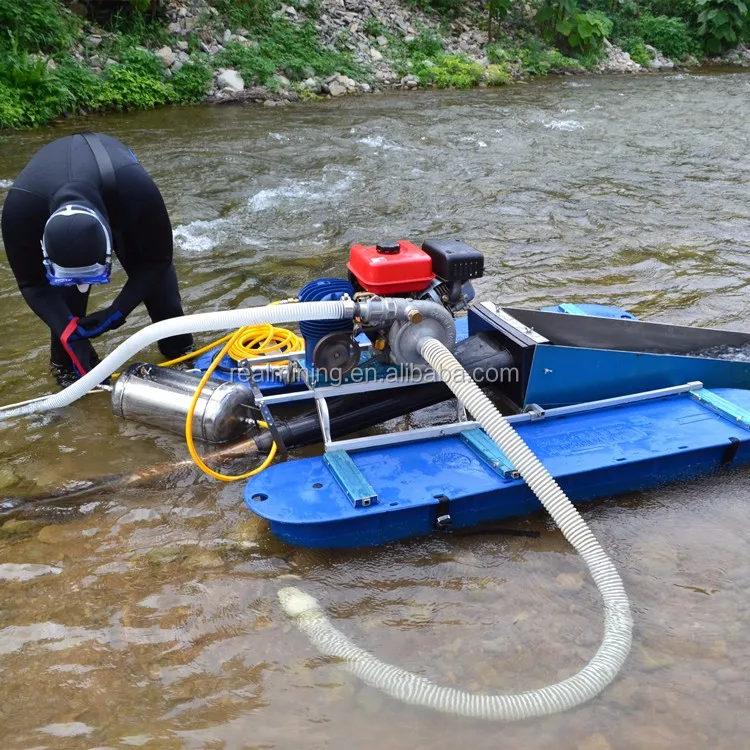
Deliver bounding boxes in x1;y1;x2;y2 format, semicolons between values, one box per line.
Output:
302;238;485;378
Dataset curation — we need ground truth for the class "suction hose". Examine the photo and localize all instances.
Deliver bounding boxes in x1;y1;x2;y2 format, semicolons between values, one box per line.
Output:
278;337;633;721
0;302;351;422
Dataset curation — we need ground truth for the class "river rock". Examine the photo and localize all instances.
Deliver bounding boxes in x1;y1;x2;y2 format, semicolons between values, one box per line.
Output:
37;524;81;544
176;40;189;52
369;47;383;62
85;35;102;49
217;69;245;92
172;60;184;73
167;22;182;35
326;80;348;96
401;75;419;89
599;39;642;74
0;563;62;581
638;643;675;671
0;465;19;491
223;28;233;43
156;46;175;68
186;550;225;569
1;519;37;537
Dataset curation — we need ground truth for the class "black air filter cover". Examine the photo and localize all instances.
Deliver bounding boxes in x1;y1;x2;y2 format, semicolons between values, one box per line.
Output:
422;239;484;282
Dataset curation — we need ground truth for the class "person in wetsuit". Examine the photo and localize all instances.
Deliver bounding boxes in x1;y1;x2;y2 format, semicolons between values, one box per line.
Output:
1;132;193;386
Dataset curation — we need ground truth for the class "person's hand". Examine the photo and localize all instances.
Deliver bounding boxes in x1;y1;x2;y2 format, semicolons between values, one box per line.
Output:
76;307;126;339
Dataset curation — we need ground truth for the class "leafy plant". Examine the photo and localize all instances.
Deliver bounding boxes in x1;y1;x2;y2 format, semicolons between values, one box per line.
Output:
0;80;25;128
118;47;166;78
0;44;79;127
488;37;583;74
485;63;512;84
405;30;445;58
569;10;613;51
414;53;485;87
487;0;513;42
620;37;654;64
641;0;701;24
696;0;748;52
212;0;282;31
637;14;698;56
103;7;172;52
171;61;213;103
0;0;80;54
537;0;613;53
129;0;152;10
96;65;174;110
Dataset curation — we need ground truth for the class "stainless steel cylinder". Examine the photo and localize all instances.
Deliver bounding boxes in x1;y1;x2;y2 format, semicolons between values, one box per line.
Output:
112;363;254;443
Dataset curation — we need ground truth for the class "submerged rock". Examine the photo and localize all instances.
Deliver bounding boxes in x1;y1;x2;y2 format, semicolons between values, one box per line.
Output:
0;519;37;538
0;563;62;581
0;465;20;491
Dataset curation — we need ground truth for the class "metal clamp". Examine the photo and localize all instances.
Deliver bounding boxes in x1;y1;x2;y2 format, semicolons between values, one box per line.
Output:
523;403;546;419
249;382;288;455
434;494;452;530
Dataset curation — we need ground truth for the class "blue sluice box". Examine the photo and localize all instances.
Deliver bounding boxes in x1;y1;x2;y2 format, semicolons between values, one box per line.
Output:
245;385;750;548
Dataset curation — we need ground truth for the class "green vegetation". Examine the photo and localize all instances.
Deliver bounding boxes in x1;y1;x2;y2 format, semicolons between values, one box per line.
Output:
537;0;613;54
697;0;748;52
1;0;749;130
614;13;700;59
488;37;585;75
214;20;362;85
414;54;486;87
0;0;80;53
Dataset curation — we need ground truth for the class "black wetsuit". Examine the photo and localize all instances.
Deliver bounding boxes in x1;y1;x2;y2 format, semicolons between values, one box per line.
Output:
1;132;193;370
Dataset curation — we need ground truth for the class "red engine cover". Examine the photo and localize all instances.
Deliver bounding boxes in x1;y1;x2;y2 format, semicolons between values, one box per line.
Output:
347;240;435;295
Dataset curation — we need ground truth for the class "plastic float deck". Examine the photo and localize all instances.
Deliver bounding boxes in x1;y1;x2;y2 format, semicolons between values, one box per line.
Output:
245;385;750;548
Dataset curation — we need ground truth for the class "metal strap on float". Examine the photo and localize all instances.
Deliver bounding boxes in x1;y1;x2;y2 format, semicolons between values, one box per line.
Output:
688;388;750;430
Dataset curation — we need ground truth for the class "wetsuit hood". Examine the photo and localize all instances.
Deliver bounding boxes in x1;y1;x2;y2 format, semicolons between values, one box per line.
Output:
43;186;112;287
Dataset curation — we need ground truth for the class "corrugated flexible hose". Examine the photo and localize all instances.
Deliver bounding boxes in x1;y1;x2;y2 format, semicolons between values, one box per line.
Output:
278;336;633;721
0;301;349;422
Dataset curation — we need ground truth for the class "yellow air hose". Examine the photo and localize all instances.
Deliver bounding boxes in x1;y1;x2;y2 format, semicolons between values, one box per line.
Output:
182;312;304;481
110;300;304;481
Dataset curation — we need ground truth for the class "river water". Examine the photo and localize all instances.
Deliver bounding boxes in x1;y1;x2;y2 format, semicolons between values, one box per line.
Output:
2;72;750;749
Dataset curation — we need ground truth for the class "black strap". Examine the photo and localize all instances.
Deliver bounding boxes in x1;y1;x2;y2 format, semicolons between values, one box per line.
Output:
434;494;452;530
721;437;741;467
79;132;117;203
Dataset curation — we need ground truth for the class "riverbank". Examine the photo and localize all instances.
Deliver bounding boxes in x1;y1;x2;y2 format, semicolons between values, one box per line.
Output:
2;0;750;128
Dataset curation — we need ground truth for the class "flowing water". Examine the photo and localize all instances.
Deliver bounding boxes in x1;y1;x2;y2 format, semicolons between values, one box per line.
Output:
2;72;750;749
